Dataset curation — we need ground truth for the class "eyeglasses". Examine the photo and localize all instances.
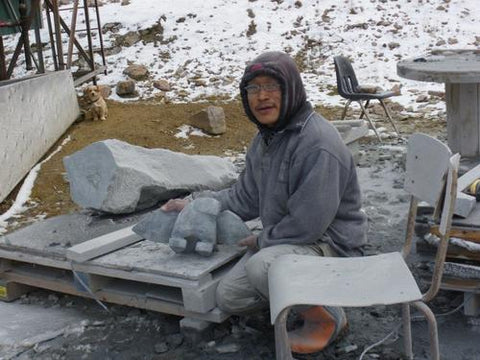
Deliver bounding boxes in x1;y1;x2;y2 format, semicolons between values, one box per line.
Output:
244;83;281;95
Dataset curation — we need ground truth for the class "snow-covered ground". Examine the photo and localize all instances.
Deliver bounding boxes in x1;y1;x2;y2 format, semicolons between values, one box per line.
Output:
4;0;480;112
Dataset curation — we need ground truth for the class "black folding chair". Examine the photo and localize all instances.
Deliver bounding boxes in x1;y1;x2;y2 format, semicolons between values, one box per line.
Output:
334;55;400;141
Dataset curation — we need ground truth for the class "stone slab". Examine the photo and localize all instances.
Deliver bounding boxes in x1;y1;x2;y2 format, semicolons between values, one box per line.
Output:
0;71;80;202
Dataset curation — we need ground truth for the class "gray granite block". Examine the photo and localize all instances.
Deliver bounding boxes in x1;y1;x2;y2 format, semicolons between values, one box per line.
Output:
132;209;179;243
169;198;221;256
63;139;237;214
217;210;252;245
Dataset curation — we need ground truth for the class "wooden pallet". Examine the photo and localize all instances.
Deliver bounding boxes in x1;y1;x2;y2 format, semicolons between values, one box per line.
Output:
0;215;245;323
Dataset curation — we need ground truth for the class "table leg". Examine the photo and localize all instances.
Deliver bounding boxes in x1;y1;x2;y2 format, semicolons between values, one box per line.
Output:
446;83;480;157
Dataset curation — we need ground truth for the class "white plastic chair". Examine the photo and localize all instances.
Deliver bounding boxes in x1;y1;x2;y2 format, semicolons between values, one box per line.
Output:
268;133;460;360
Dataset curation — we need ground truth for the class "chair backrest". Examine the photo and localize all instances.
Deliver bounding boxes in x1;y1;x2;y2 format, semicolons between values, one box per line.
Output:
334;56;359;97
404;133;452;208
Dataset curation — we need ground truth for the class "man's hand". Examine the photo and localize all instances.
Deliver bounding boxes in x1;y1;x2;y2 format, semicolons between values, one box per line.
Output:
237;234;259;250
160;198;190;212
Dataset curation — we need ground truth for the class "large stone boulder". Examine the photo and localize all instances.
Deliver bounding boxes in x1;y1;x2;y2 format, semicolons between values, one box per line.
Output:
63;139;238;214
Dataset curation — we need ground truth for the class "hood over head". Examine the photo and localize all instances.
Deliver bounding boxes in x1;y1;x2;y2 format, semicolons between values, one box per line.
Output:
240;51;307;132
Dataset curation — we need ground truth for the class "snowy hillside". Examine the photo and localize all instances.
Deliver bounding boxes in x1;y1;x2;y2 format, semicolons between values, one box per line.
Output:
5;0;480;111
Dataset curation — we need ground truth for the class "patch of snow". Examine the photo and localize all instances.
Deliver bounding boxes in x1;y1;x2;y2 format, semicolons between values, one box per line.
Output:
0;137;71;234
174;125;211;139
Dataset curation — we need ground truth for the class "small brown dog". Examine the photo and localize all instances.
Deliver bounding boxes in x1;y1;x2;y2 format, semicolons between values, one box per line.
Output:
84;85;108;121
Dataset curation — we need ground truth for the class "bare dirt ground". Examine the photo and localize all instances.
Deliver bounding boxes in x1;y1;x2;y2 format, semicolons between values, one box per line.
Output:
4;100;478;360
0;99;442;227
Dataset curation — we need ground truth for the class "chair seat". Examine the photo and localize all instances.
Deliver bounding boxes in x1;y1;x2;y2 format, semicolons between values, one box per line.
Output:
268;252;422;324
345;90;397;100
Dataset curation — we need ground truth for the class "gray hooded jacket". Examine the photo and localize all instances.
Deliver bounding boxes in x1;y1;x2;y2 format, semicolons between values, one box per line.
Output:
204;52;367;255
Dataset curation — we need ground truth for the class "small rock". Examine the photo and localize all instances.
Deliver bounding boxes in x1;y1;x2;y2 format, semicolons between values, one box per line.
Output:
115;30;141;47
336;344;358;354
215;343;241;354
391;84;402;95
121;0;130;5
153;79;171;91
190;106;226;135
428;90;445;99
116;79;136;96
448;37;458;45
102;22;122;33
154;342;168;353
415;94;429;103
123;64;149;81
166;333;184;348
388;42;400;50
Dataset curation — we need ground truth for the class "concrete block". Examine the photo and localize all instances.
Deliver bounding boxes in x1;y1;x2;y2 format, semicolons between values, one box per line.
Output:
63;139;237;214
132;210;179;243
217;210;252;245
170;198;220;256
0;71;80;202
0;280;31;302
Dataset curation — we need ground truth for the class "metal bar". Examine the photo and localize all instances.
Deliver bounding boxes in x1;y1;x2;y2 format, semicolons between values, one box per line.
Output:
66;27;100;32
412;301;440;360
402;304;413;360
274;307;294;360
44;0;59;70
83;0;96;84
341;99;351;120
5;0;22;33
73;65;106;86
358;100;382;142
56;12;92;65
6;0;40;78
33;6;45;73
52;0;65;70
19;0;33;70
0;36;6;80
380;99;400;135
94;0;107;74
67;0;79;68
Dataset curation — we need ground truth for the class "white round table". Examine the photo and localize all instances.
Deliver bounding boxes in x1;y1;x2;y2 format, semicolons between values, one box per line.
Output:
398;50;480;157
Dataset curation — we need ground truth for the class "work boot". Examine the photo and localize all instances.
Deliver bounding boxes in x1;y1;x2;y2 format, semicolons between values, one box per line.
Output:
288;306;347;354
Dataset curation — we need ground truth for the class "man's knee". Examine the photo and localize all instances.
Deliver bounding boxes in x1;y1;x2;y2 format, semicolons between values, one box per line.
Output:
215;278;237;313
245;253;270;299
215;274;267;315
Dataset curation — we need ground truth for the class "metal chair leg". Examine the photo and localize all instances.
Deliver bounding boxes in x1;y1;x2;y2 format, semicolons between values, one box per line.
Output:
341;99;352;120
402;304;413;360
359;99;370;119
358;101;382;142
379;99;400;135
274;307;294;360
412;301;440;360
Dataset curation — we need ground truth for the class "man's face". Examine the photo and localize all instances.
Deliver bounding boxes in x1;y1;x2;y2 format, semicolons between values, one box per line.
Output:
246;75;282;127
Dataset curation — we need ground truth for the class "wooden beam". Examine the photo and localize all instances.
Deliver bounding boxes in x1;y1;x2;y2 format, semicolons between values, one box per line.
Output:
66;225;143;263
458;163;480;192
